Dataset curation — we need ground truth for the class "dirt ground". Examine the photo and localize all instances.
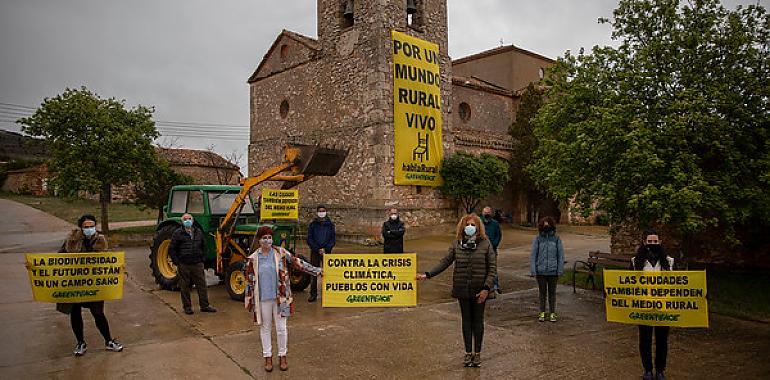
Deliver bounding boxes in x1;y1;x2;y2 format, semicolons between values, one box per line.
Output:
1;199;769;379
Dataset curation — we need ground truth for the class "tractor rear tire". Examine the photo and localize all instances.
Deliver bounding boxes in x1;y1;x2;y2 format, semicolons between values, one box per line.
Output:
289;253;312;292
226;260;247;301
149;224;179;290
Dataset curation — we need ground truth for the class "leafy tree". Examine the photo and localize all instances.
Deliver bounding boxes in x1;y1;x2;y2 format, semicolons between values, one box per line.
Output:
440;152;510;214
133;154;193;222
529;0;770;246
18;87;159;233
510;83;560;224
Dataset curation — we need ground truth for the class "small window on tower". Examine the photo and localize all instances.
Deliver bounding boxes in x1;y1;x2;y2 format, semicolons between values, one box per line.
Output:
459;102;471;123
539;67;545;79
280;45;289;61
407;0;423;29
342;0;354;29
280;100;289;119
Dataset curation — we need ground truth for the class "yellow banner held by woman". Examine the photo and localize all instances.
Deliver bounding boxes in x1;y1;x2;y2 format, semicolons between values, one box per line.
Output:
260;189;299;220
392;30;443;187
603;270;708;328
25;252;125;303
322;253;416;307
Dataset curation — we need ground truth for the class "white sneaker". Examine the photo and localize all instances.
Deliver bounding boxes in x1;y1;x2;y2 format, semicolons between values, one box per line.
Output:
105;339;123;352
73;342;87;356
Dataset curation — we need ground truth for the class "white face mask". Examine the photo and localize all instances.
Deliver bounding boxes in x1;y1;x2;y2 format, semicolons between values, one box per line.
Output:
464;225;477;236
260;237;273;246
390;214;398;220
317;211;327;218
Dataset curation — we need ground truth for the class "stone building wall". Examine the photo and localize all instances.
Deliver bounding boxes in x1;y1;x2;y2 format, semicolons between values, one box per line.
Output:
249;0;454;235
451;83;515;136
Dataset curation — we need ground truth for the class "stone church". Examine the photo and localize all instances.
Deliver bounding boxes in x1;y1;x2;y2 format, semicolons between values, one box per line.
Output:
248;0;554;237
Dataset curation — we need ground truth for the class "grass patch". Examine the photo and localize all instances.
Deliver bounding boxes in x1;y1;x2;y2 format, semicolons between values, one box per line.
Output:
111;225;157;234
562;268;770;322
0;192;156;224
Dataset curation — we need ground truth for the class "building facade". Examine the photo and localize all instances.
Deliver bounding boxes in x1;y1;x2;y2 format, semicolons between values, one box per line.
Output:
248;0;553;236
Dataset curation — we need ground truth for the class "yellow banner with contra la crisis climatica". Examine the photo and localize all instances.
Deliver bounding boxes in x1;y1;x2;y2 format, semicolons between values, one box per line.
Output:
322;253;416;307
603;270;708;328
25;252;125;303
392;30;443;187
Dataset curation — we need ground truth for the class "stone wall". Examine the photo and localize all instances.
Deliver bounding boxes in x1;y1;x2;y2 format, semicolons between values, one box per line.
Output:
451;83;515;136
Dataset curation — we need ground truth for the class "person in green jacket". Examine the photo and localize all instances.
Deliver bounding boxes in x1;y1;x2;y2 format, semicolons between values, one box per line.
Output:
482;206;502;293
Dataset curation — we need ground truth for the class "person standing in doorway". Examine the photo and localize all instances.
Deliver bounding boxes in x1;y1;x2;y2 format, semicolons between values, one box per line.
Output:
306;204;335;302
530;216;564;322
58;214;123;356
169;213;216;315
633;228;674;380
382;207;405;253
482;206;502;293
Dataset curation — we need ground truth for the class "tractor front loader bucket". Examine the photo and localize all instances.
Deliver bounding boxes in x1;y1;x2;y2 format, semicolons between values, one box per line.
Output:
284;144;349;176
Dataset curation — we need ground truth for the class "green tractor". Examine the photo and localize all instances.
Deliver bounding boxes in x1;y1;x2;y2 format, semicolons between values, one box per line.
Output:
149;144;347;300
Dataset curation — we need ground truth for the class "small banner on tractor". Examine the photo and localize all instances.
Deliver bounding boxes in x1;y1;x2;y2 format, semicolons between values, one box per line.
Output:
603;270;709;328
260;189;299;220
25;252;125;303
322;253;417;307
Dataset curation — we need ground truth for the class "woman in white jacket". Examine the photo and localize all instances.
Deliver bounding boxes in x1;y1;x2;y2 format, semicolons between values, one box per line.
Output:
244;226;321;372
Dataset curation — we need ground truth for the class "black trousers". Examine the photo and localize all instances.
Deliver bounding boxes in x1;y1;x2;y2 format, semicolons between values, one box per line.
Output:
458;297;486;353
536;275;558;313
639;325;670;372
178;262;210;309
70;301;112;343
309;250;324;297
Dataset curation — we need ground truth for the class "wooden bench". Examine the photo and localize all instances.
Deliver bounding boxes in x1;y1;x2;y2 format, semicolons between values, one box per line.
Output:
572;251;635;293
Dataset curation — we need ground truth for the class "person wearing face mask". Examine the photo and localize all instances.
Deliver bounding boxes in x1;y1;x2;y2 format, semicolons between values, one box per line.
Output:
530;216;564;322
168;213;216;315
481;206;502;293
245;227;322;372
306;205;335;302
58;214;123;356
381;207;405;253
632;228;674;380
416;214;497;368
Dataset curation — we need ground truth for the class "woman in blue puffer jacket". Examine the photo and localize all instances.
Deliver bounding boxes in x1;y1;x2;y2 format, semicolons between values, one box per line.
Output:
530;216;564;322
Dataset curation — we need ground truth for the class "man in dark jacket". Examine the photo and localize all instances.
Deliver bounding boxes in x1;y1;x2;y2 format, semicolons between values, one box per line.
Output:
482;206;503;293
382;208;405;253
169;213;216;315
306;205;336;302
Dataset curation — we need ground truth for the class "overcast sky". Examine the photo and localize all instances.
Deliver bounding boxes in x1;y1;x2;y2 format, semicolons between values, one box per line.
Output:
1;0;765;173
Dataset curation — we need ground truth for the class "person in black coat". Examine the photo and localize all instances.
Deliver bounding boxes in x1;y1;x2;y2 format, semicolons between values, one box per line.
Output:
382;208;405;253
306;205;336;302
169;213;216;315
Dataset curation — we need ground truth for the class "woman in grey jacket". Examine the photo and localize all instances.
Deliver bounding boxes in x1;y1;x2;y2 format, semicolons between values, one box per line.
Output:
530;216;565;322
417;214;497;368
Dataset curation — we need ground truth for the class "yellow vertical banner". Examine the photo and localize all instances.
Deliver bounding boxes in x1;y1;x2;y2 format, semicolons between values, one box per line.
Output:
603;270;709;328
322;253;417;307
260;189;299;220
25;252;125;303
392;30;443;187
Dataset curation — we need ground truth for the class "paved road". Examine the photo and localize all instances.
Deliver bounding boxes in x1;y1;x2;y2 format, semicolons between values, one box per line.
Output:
1;199;768;379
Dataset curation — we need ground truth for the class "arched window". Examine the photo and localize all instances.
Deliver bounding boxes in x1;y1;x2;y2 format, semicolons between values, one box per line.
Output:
280;100;289;119
280;45;289;61
459;102;471;123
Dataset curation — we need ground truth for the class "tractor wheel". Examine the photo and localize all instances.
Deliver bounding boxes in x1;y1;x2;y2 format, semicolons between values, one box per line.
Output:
226;260;247;301
149;224;179;290
289;253;312;292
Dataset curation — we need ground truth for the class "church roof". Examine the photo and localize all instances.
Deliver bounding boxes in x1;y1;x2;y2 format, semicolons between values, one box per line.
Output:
452;76;515;97
452;44;554;66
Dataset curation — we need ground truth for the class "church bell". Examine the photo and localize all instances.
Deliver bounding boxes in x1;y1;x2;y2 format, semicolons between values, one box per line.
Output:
344;0;354;18
406;0;418;15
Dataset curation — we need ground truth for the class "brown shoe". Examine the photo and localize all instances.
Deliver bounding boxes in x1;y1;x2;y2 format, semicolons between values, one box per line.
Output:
279;355;288;371
264;357;273;372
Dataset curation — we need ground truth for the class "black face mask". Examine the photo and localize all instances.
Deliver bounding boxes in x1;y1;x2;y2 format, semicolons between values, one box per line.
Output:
646;244;663;256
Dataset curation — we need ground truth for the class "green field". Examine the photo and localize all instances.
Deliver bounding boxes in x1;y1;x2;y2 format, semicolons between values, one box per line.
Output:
0;192;156;225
